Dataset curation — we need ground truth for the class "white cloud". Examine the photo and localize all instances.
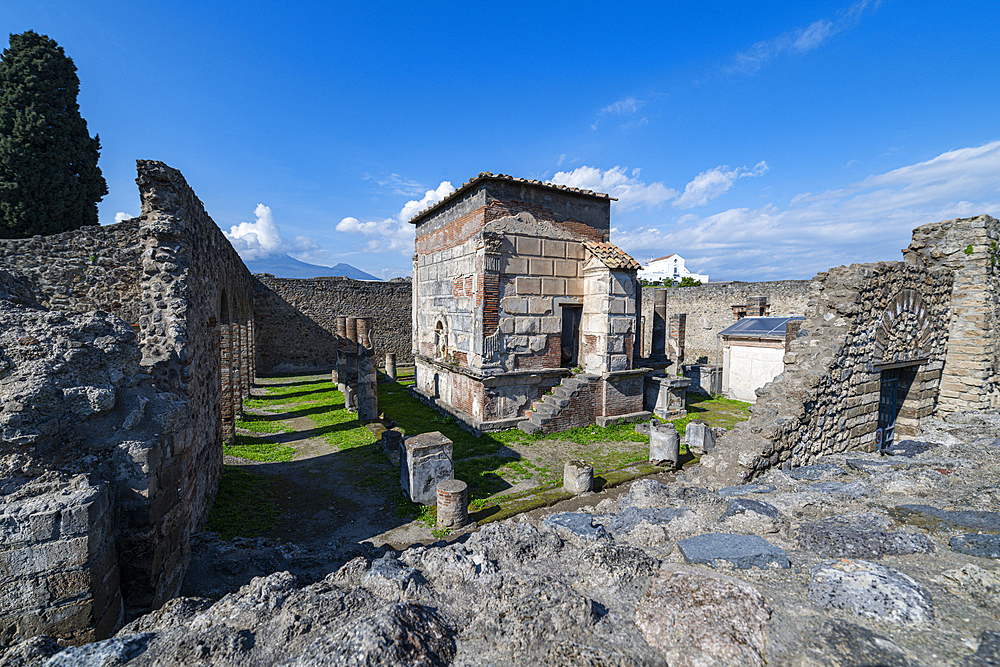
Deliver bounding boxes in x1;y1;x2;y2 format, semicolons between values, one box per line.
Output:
728;0;878;73
336;180;454;255
592;97;645;129
224;204;320;261
114;211;136;223
673;161;769;209
611;141;1000;282
398;181;455;223
550;166;678;209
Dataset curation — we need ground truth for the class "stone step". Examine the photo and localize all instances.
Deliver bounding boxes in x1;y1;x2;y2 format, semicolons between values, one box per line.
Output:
530;412;552;426
562;378;588;391
517;420;541;434
552;386;577;398
576;373;600;382
542;394;571;409
534;403;559;416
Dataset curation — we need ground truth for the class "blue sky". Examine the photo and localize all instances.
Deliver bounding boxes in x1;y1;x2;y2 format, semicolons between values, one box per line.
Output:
4;1;998;280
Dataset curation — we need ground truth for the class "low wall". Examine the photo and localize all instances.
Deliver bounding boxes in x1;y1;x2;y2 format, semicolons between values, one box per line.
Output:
640;280;811;364
254;275;412;374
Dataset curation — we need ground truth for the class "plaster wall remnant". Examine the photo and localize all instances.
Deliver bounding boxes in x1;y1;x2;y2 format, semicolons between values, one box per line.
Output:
409;172;651;434
0;160;255;646
253;275;411;375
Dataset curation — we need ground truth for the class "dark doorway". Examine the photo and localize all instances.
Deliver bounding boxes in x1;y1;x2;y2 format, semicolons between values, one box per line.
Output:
877;365;918;452
561;305;582;367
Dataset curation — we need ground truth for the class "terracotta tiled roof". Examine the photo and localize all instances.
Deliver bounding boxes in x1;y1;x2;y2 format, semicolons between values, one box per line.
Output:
408;171;617;224
583;241;642;271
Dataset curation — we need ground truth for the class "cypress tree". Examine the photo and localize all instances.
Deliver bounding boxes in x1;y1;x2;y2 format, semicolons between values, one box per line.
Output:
0;31;107;238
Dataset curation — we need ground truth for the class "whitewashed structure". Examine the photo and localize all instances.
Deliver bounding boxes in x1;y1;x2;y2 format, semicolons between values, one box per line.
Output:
639;254;708;284
719;316;803;402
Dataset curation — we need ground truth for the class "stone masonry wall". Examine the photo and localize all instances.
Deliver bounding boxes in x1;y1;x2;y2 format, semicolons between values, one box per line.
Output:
253;275;412;374
640;280;811;364
904;215;1000;413
0;219;143;324
702;262;952;484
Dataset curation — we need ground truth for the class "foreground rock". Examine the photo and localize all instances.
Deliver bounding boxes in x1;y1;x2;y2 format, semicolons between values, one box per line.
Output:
4;411;1000;666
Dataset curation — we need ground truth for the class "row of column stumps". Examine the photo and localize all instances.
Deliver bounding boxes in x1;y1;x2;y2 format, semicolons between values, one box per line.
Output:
332;315;378;420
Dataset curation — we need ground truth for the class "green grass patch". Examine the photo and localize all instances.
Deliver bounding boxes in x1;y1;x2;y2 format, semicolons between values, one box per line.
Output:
206;466;279;539
224;435;297;462
235;413;294;434
672;394;751;436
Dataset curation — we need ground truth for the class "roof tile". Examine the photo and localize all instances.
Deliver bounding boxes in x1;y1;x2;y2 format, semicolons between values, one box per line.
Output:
583;241;642;271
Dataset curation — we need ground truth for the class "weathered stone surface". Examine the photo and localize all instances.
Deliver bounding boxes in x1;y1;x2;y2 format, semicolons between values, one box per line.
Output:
962;631;1000;667
400;432;453;505
678;533;790;569
542;512;608;543
808;559;934;625
786;463;846;481
940;564;1000;617
42;633;153;666
625;478;673;509
635;566;771;667
719;497;781;523
949;533;1000;559
605;506;686;534
685;421;716;455
891;505;1000;533
798;513;935;559
795;619;923;667
562;460;593;495
717;484;776;498
648;422;679;466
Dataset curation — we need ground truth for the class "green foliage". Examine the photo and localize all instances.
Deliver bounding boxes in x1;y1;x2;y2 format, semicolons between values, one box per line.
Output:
0;31;107;238
965;244;975;256
224;435;296;462
235;413;294;434
206;466;279;539
678;276;702;287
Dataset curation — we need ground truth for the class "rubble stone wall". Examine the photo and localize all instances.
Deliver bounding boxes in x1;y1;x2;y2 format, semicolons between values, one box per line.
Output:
0;219;143;323
640;280;811;363
253;275;412;374
707;261;953;483
904;215;1000;413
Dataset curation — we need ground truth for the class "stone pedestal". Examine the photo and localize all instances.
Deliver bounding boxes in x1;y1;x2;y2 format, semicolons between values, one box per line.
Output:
400;431;454;505
649;422;680;467
685;422;716;455
357;349;378;421
385;352;397;381
644;374;690;420
436;479;469;529
563;460;594;494
681;364;721;396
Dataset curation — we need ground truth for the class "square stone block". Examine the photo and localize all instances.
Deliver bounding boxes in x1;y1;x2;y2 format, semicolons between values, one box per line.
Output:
516;277;541;295
501;296;527;314
540;317;561;334
554;260;577;277
566;242;584;260
400;432;454;505
543;239;566;258
515;317;540;334
541;277;566;296
516;236;541;256
502;256;528;275
529;297;552;315
529;258;554;276
565;278;584;296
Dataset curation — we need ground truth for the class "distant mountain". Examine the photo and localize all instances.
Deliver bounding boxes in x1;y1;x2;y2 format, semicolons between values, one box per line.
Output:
244;254;380;281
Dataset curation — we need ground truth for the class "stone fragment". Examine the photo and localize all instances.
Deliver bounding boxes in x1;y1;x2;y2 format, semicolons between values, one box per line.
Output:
606;506;686;534
635;566;771;667
677;533;791;569
949;533;1000;559
940;564;1000;616
563;460;593;494
808;559;934;625
807;480;880;498
542;512;609;543
891;504;1000;533
798;513;935;559
796;619;923;667
293;602;455;667
963;631;1000;667
889;439;937;457
42;633;153;666
626;478;672;509
633;418;658;438
719;497;781;523
400;432;453;505
436;479;469;529
363;554;419;600
649;421;680;467
786;463;846;480
717;484;776;498
685;421;716;455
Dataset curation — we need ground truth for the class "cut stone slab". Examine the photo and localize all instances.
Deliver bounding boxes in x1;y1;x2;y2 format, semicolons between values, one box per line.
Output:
799;619;923;667
607;506;686;534
798;513;935;559
888;439;937;457
807;480;880;498
719;498;781;523
685;422;716;455
845;458;904;473
400;431;453;505
677;533;790;569
543;512;609;542
717;484;776;498
635;565;772;667
949;533;1000;559
891;505;1000;534
649;422;680;467
808;559;934;625
786;463;847;481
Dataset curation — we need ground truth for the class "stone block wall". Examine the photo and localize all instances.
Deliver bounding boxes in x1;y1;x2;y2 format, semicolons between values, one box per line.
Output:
253;275;412;374
639;280;811;363
904;215;1000;413
705;261;953;482
581;262;637;374
0;219;142;323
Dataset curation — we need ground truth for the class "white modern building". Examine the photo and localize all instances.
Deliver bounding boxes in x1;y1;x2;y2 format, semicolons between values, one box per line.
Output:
639;254;708;284
719;316;803;402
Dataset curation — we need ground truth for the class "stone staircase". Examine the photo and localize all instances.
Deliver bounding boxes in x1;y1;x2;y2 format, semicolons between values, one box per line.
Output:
517;372;600;434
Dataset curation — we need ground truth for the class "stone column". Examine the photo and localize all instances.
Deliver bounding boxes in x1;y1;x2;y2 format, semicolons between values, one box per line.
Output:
345;317;358;412
669;313;686;364
652;288;668;357
355;316;378;421
385;352;397;381
563;460;594;494
401;432;454;505
436;480;469;529
334;316;347;393
649;422;680;467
